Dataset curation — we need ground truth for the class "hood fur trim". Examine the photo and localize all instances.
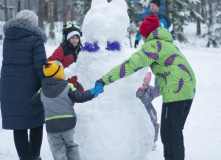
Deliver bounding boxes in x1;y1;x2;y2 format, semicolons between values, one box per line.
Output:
3;19;47;42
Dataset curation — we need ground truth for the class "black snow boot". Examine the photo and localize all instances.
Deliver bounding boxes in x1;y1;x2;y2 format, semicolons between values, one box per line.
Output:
31;156;42;160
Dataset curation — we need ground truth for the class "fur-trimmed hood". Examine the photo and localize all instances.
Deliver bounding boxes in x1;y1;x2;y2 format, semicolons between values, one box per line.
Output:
3;19;47;42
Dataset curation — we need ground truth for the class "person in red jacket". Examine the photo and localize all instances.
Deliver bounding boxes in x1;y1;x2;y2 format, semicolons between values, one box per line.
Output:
48;24;84;105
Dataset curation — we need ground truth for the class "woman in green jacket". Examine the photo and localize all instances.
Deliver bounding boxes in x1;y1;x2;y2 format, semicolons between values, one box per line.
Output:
96;15;196;160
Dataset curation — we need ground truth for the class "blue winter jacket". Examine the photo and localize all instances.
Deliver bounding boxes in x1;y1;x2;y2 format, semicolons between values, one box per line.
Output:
0;19;47;130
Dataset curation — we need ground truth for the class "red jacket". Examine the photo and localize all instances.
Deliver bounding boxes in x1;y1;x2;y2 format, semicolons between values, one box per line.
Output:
47;41;84;105
48;41;81;68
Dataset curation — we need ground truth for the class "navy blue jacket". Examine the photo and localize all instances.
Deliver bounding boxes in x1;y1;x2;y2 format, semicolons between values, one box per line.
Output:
0;19;47;130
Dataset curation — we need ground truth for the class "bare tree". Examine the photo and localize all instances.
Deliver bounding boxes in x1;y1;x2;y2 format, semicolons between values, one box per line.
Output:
48;0;55;39
38;0;45;30
4;0;8;21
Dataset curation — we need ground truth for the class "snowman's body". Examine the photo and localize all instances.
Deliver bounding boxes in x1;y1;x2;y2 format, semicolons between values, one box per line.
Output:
65;0;155;159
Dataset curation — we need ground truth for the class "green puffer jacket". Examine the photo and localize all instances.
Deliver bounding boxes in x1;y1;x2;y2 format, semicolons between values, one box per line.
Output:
101;27;196;103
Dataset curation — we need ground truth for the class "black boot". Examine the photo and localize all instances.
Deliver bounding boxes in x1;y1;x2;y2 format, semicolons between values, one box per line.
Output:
31;156;42;160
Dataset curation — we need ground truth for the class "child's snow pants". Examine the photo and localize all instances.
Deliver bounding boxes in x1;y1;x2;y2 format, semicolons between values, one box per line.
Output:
47;128;80;160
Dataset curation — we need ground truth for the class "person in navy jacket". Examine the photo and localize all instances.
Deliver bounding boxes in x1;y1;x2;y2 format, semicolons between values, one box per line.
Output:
134;0;174;48
0;10;47;160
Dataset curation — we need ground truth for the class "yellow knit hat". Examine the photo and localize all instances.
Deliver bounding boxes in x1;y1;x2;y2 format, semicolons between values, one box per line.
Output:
43;61;65;80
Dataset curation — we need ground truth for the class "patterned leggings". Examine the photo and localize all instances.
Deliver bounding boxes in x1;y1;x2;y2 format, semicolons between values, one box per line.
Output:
145;105;159;142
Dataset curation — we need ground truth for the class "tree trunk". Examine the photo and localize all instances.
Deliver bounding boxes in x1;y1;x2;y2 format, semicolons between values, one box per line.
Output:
48;0;54;30
54;0;57;21
196;19;201;35
63;0;67;27
38;0;45;30
165;0;169;15
208;0;212;24
27;0;31;10
4;0;8;21
18;0;21;12
196;2;201;35
71;0;74;22
48;0;55;39
201;0;205;23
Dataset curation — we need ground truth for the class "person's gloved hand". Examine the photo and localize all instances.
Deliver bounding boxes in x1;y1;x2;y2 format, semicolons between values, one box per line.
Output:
89;87;98;98
89;79;104;98
95;79;105;87
95;82;104;94
93;79;105;98
134;40;139;48
89;86;103;98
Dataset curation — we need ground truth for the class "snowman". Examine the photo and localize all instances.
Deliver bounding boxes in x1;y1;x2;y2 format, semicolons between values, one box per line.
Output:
65;0;155;160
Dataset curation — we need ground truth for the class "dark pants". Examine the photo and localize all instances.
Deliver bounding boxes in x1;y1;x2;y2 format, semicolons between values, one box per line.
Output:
160;99;193;160
14;125;43;160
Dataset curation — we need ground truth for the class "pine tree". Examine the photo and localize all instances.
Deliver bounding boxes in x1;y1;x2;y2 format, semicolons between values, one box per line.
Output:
166;0;201;43
126;0;143;47
76;0;92;27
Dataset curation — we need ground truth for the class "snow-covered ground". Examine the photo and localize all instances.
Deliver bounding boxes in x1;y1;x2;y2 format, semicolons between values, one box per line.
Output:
0;41;221;160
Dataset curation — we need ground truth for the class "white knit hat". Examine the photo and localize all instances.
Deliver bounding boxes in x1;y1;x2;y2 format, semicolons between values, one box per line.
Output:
67;31;80;40
16;10;38;25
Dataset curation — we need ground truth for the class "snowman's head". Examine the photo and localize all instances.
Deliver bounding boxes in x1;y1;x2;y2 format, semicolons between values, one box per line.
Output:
82;0;129;51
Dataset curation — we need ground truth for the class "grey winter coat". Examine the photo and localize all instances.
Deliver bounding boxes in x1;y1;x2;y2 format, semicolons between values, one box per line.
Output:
32;77;93;133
